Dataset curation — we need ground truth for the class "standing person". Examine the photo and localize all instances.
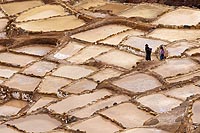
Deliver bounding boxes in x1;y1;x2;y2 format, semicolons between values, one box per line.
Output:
145;44;152;61
160;45;165;60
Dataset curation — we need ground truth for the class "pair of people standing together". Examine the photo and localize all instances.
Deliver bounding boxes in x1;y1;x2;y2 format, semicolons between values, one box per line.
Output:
145;44;165;61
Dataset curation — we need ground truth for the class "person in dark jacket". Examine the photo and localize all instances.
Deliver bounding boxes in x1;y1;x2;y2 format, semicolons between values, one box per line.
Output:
160;45;165;60
145;44;152;61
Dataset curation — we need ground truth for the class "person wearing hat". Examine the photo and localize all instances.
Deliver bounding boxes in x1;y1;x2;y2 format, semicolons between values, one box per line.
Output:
145;44;152;61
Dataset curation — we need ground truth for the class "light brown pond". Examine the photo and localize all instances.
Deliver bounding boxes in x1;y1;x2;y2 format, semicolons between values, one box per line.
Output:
0;1;44;16
16;4;68;22
70;95;130;118
89;68;123;82
95;50;143;69
28;96;56;113
60;78;97;94
94;3;132;14
164;84;200;100
153;8;200;26
80;10;109;18
113;73;162;93
166;70;200;83
100;29;145;46
52;65;96;79
23;61;57;77
12;44;54;56
167;41;198;57
137;94;182;113
118;3;171;19
67;45;113;64
38;76;72;94
121;128;169;133
192;100;200;124
53;41;86;60
70;115;122;133
71;24;131;42
147;28;200;42
151;58;199;78
74;0;107;9
0;125;20;133
0;19;8;32
47;89;112;114
0;65;19;78
15;15;85;32
3;74;41;92
100;102;153;128
0;100;27;116
121;36;169;52
0;52;38;67
7;114;61;132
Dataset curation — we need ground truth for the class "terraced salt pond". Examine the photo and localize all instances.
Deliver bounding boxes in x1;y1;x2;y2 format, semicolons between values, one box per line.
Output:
95;50;143;69
52;65;96;79
121;128;169;133
0;100;27;116
164;85;200;100
15;15;85;32
74;0;108;9
60;78;97;94
71;24;131;42
12;44;54;56
0;19;8;32
3;74;41;92
47;89;112;114
53;41;86;60
166;41;199;57
27;97;56;113
151;58;199;78
100;102;153;128
68;45;113;64
38;76;72;94
0;52;38;67
70;95;129;118
112;73;162;93
7;114;61;132
148;28;200;42
118;3;171;19
0;125;20;133
137;94;182;113
166;70;200;83
0;65;19;78
16;4;68;22
192;100;200;124
121;36;169;52
0;0;44;16
22;61;57;77
94;3;132;14
153;8;200;26
70;115;122;133
89;67;123;82
99;29;145;46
